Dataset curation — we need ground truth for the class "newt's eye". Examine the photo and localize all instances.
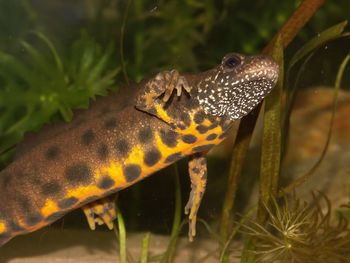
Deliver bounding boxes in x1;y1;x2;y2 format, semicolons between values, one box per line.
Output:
224;55;241;69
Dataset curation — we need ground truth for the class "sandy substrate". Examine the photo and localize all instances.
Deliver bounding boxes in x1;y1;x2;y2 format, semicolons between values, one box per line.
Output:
0;228;238;263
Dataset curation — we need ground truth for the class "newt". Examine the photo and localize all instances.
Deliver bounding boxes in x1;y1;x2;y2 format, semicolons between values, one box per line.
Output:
0;53;278;246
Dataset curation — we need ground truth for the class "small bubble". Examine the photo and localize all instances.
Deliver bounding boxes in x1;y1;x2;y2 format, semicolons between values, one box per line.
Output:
150;6;158;12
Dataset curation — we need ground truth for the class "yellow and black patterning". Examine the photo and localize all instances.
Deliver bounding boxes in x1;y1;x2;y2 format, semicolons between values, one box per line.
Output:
0;53;278;246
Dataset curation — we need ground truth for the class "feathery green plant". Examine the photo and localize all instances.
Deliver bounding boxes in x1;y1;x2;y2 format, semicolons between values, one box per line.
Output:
0;31;119;165
241;195;350;263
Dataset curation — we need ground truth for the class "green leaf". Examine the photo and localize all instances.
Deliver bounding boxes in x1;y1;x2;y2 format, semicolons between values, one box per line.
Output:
115;210;127;263
140;233;150;263
34;31;64;73
289;20;348;68
258;34;284;218
0;51;34;86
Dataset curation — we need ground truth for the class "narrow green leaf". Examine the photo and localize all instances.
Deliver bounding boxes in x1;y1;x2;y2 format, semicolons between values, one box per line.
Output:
161;164;182;263
220;206;257;262
289;20;348;68
120;0;132;84
0;51;34;86
219;116;255;259
140;233;150;263
79;43;95;74
5;106;33;134
34;31;64;73
116;211;127;263
87;48;111;83
20;40;54;77
58;104;73;122
259;35;284;203
94;68;120;94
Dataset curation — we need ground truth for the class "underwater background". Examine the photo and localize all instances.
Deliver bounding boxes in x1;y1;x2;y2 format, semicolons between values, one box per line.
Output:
0;0;350;262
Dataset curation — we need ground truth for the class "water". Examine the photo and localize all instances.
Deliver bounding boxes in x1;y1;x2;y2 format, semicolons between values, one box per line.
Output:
0;1;350;262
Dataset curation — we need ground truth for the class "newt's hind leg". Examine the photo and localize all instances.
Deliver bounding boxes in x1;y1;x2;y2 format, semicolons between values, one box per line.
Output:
82;196;117;230
185;153;207;242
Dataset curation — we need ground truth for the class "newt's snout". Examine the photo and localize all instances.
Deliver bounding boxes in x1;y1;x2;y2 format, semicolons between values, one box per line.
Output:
197;53;279;120
246;54;279;85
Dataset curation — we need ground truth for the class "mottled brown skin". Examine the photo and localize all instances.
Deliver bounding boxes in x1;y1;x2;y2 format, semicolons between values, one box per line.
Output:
0;53;279;246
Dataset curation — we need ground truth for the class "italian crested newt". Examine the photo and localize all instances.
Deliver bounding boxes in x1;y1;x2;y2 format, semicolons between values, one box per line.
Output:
0;53;278;246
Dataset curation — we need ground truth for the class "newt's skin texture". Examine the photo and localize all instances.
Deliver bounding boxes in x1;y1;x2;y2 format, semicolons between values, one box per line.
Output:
0;53;278;246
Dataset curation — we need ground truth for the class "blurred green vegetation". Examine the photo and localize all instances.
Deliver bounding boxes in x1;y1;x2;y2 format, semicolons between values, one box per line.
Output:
0;30;118;162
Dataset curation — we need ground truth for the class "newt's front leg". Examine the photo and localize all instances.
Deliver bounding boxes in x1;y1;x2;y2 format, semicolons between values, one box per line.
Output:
185;153;207;241
135;70;191;127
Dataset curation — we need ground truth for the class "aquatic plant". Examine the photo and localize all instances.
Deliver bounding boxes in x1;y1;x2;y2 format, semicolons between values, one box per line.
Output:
0;31;119;165
241;195;350;263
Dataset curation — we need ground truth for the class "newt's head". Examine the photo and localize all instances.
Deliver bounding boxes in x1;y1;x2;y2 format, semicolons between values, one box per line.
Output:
196;53;279;120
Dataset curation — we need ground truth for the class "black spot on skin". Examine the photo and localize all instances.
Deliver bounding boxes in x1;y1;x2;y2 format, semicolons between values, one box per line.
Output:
207;115;217;123
115;139;130;157
45;146;60;160
177;123;187;130
138;127;153;143
46;211;64;222
165;152;183;163
192;144;215;153
97;143;109;160
41;182;61;196
65;163;92;185
196;125;209;134
8;221;24;232
58;197;79;209
219;130;230;140
206;133;217;141
180;112;191;127
26;214;42;226
160;129;179;148
104;118;117;129
100;106;111;115
19;196;31;214
192;167;201;174
194;111;205;124
81;130;95;145
182;134;197;144
123;164;141;182
144;149;161;166
208;122;218;129
1;174;12;188
16;172;24;179
98;176;115;190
